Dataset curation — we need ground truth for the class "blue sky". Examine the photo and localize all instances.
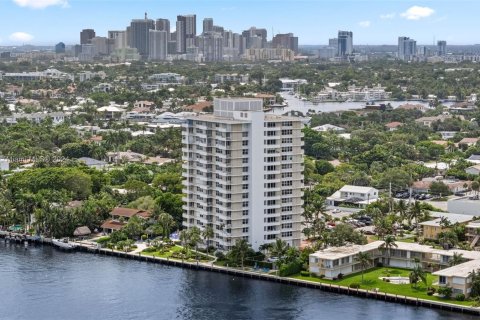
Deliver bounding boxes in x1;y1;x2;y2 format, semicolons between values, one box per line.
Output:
0;0;477;46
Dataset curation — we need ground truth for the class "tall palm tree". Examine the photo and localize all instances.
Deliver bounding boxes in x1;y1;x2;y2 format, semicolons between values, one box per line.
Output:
179;230;190;256
157;212;176;240
231;239;251;269
188;227;202;260
355;251;371;283
270;239;289;272
408;201;423;238
379;235;397;267
449;252;464;266
201;225;214;255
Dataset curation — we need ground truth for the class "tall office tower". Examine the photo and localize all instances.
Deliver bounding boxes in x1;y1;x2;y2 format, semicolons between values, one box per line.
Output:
223;30;233;48
337;31;353;57
80;29;96;45
108;31;127;50
203;18;213;34
130;13;155;59
176;14;196;53
328;38;338;47
182;98;304;251
156;19;170;39
212;25;225;34
398;36;417;61
242;27;268;49
437;40;447;56
272;33;299;53
55;42;65;54
148;30;168;60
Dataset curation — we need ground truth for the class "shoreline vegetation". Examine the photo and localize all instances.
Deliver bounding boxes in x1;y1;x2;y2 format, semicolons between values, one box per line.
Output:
2;232;479;314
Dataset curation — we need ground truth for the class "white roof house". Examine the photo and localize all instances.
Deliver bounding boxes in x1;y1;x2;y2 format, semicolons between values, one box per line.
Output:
327;185;379;208
311;124;346;133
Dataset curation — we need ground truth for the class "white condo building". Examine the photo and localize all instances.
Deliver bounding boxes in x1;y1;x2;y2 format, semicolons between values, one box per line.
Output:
182;98;304;251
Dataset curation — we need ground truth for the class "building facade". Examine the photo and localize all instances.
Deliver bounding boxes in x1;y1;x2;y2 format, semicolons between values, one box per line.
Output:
398;36;417;61
182;98;304;251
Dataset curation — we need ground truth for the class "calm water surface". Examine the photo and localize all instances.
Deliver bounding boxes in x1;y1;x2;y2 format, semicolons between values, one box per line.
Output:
0;241;475;320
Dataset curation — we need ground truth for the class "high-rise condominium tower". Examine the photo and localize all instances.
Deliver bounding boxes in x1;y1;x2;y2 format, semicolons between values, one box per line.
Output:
182;98;304;251
337;31;353;57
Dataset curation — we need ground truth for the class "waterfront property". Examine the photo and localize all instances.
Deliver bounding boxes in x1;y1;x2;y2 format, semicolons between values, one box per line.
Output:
433;260;480;296
182;98;304;251
101;207;151;233
419;212;473;240
309;240;480;297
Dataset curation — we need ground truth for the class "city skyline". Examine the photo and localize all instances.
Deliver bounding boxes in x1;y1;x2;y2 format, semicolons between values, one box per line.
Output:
0;0;478;46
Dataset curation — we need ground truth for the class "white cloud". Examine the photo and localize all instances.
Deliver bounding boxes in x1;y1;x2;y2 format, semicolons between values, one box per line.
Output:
400;6;435;20
12;0;68;9
358;21;371;28
380;13;396;20
9;32;34;43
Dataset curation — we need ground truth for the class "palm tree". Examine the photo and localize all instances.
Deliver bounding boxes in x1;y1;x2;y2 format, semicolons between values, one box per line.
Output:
438;230;458;249
231;239;251;269
409;264;427;288
439;216;451;230
379;235;397;267
355;251;371;283
270;239;289;273
188;227;202;260
157;212;176;240
408;201;424;238
202;225;214;255
179;230;190;256
449;252;464;266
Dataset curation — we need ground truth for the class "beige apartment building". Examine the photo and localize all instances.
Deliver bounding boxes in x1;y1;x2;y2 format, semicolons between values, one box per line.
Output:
181;98;304;251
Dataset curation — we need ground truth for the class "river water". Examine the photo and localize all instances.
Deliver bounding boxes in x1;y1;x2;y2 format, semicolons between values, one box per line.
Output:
269;92;455;115
0;242;475;320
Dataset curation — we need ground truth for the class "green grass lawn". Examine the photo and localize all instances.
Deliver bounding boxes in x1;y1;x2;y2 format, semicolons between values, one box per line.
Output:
292;267;474;306
142;245;214;262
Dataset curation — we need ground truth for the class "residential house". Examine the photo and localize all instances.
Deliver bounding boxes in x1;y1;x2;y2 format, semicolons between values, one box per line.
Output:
458;138;479;150
78;157;108;170
439;131;459;140
415;115;451;128
466;165;480;176
101;207;151;233
385;122;403;131
311;124;346;133
310;240;480;296
467;155;480;165
96;105;125;120
420;212;473;240
327;185;378;208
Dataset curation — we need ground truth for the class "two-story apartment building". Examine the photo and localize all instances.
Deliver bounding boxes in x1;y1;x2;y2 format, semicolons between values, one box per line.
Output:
327;185;379;208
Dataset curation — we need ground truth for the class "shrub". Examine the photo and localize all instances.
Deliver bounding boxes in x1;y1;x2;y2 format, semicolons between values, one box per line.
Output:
426;287;436;296
349;283;361;289
300;270;310;277
437;286;453;299
376;262;383;267
143;247;157;253
141;234;148;241
279;261;303;277
319;275;325;279
384;279;390;283
455;293;466;301
337;273;344;280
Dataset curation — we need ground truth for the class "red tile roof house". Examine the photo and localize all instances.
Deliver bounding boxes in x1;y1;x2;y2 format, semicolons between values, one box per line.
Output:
101;207;151;233
385;121;403;131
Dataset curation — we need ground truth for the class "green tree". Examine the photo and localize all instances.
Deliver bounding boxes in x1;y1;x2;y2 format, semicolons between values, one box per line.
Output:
379;235;397;267
202;225;214;255
355;251;371;283
230;239;251;269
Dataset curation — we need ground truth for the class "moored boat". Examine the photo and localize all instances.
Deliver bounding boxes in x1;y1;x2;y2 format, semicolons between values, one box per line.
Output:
52;238;76;250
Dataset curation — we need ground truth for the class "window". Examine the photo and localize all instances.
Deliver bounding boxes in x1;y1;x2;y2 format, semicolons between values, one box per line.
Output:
242;201;249;207
242;184;248;190
265;200;277;205
282;181;293;187
242;193;249;199
242;132;249;137
439;276;446;285
242;219;249;224
242;140;249;146
281;231;293;237
242;158;249;164
281;129;293;135
282;206;293;212
282;223;293;229
242;210;249;216
282;146;293;153
266;217;277;223
282;163;293;169
243;167;249;173
282;198;292;204
281;215;292;221
242;227;249;233
281;172;293;178
282;189;293;195
282;138;293;144
242;149;249;155
243;175;249;181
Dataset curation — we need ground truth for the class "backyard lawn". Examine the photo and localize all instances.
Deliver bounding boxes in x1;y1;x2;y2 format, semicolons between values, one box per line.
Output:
142;245;214;262
292;267;474;306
